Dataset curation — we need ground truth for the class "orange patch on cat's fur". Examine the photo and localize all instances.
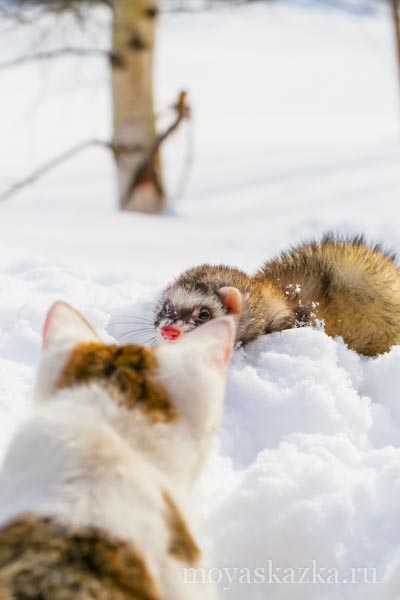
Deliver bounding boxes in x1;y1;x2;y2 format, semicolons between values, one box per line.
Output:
0;514;161;599
163;490;201;565
57;343;176;423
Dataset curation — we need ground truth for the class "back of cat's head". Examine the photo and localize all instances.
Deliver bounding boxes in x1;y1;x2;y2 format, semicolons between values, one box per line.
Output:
36;301;235;445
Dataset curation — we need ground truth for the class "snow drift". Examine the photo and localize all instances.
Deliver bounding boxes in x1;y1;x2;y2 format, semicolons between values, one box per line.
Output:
2;260;400;599
1;0;400;598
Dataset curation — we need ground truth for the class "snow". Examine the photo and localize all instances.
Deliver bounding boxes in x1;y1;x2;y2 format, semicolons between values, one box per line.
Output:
200;331;399;599
1;1;400;598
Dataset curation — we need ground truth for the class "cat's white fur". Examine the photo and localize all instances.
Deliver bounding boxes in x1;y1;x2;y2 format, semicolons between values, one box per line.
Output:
0;302;235;600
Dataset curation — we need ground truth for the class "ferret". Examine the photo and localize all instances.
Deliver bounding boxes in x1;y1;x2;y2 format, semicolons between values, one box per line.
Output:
154;234;400;356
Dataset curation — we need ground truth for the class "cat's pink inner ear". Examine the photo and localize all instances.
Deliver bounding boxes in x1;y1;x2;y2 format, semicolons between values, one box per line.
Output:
211;318;235;372
191;316;236;372
43;301;99;349
218;286;242;316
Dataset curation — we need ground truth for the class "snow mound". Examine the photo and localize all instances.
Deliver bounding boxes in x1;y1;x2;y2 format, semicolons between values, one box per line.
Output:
2;260;400;599
197;328;400;599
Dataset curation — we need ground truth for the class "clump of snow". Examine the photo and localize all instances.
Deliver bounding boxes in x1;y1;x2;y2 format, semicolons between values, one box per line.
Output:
1;0;400;598
221;330;372;465
198;330;400;599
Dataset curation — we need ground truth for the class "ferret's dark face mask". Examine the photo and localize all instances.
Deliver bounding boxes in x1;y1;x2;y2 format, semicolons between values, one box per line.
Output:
154;286;242;342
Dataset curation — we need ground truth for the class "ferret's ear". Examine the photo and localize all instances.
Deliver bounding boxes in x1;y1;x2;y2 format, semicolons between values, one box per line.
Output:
187;315;236;370
217;286;242;315
43;301;100;351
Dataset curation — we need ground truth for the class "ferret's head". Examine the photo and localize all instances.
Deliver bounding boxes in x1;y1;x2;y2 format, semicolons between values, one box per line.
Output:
154;265;247;343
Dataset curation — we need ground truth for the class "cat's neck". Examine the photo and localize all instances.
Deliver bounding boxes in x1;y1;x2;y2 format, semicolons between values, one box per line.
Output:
0;384;202;528
61;384;204;490
0;392;182;559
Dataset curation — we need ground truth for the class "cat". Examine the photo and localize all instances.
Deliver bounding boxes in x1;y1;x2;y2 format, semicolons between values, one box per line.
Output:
0;301;235;599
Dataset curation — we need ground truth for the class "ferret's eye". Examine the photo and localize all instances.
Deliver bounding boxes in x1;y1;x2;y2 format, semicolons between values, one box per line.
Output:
197;308;211;322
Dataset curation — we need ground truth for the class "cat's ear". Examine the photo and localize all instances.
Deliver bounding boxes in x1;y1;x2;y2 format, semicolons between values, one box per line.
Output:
43;301;100;350
36;302;100;403
185;315;236;371
154;316;236;455
217;286;242;316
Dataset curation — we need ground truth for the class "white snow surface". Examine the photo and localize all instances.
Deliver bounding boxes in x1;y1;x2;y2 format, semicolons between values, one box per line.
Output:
1;1;400;598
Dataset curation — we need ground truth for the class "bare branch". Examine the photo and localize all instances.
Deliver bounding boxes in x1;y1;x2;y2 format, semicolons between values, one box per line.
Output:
155;91;191;150
125;91;191;204
0;95;188;205
171;113;194;202
390;0;400;97
0;47;111;70
0;139;143;203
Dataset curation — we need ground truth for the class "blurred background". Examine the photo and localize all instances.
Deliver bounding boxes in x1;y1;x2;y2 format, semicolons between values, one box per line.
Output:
0;0;400;306
0;0;399;284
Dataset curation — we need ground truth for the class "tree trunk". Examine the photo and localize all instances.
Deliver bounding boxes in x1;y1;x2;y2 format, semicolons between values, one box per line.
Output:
390;0;400;100
111;0;164;213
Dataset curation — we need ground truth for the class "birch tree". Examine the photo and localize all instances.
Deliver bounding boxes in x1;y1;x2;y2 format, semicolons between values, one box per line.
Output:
112;0;164;212
1;0;190;213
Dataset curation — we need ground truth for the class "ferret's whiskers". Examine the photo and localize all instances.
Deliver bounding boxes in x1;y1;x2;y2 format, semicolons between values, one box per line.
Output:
142;335;157;346
110;321;154;328
117;328;155;342
111;315;154;324
117;329;155;339
117;327;155;334
110;319;154;326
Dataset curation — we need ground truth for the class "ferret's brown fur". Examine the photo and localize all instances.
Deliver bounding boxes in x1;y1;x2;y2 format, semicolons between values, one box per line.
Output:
156;235;400;356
